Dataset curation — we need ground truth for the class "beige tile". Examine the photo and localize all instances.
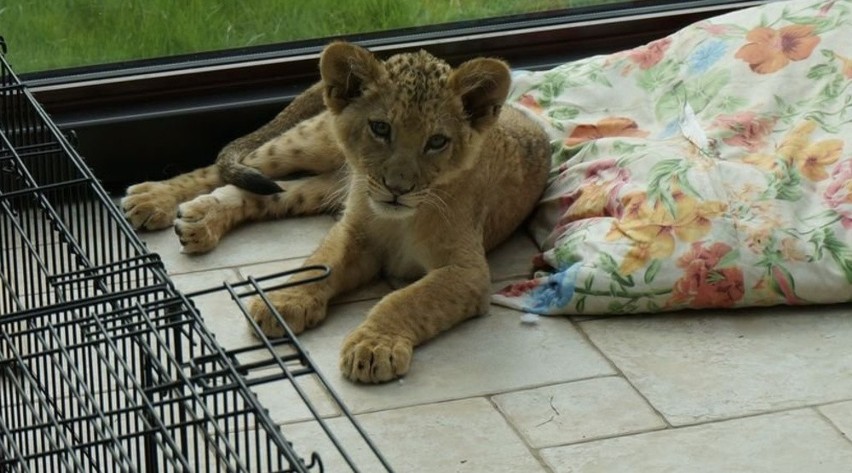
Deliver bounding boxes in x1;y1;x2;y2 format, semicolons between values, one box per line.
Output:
296;301;614;413
171;270;256;353
488;231;538;282
819;401;852;441
580;305;852;425
230;415;391;473
283;398;547;473
493;377;666;448
540;409;852;473
138;216;335;275
249;371;340;425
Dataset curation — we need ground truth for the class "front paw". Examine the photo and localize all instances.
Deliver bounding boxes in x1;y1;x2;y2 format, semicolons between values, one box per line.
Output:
248;290;327;336
340;327;413;383
174;196;225;253
121;182;179;230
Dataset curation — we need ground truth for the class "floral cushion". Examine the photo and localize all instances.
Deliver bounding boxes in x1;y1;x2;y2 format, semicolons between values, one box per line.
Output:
495;0;852;315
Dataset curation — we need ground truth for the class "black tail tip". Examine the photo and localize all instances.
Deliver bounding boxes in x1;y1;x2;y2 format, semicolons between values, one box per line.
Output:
232;172;283;195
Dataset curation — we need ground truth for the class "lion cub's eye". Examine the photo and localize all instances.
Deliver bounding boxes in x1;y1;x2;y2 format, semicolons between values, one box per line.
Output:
424;134;449;153
368;120;391;141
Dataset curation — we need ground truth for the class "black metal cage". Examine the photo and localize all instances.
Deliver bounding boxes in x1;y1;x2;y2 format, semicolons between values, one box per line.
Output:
0;37;393;472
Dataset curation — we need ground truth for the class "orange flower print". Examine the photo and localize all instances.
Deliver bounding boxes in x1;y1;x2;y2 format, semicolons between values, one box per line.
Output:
628;38;672;70
834;52;852;79
517;93;543;115
795;139;843;181
565;117;649;147
735;25;820;74
778;121;842;181
780;238;807;262
743;153;782;174
777;120;817;161
745;226;773;254
746;121;843;181
606;191;726;274
713;112;776;152
668;242;745;309
558;159;630;222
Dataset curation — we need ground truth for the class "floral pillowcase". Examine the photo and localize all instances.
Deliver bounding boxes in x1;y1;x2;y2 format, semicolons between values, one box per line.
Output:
494;0;852;315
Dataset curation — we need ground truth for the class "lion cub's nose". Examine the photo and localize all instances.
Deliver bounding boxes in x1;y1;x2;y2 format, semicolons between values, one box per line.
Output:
382;177;414;196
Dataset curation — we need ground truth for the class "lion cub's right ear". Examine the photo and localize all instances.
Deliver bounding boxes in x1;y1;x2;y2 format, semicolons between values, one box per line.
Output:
320;42;384;114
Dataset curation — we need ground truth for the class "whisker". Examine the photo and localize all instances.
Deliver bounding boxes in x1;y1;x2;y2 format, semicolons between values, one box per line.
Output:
418;189;451;225
320;166;351;212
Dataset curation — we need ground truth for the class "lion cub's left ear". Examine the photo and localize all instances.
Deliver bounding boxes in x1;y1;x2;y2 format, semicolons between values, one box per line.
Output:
449;58;511;132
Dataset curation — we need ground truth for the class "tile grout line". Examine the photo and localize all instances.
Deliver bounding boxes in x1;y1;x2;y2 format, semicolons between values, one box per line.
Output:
533;403;852;452
335;373;625;418
812;406;852;447
485;395;558;473
569;318;675;428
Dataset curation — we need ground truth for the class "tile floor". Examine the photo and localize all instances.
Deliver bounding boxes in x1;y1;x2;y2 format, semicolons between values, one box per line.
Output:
136;214;852;473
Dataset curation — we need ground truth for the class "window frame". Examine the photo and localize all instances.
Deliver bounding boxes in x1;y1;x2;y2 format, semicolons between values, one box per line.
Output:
16;0;768;190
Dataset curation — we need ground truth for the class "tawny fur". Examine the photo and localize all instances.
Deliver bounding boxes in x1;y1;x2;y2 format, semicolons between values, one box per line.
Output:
121;42;550;383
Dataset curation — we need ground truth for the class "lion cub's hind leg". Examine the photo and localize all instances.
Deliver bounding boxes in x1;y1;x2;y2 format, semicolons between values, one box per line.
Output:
174;170;347;253
235;113;343;182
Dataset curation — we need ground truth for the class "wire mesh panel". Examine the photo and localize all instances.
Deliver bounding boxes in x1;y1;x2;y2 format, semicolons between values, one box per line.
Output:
0;37;394;472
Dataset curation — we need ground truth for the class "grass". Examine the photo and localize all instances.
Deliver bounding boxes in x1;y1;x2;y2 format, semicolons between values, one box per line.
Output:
0;0;625;73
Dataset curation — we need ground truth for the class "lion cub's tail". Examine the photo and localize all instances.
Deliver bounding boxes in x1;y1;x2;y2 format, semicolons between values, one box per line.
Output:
217;82;326;195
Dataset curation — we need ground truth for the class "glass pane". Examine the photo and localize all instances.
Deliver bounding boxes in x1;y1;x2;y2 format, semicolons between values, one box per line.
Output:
1;0;631;74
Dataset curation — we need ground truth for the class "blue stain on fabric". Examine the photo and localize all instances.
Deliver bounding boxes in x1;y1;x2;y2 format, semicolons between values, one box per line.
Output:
524;264;581;314
688;41;727;74
658;119;681;139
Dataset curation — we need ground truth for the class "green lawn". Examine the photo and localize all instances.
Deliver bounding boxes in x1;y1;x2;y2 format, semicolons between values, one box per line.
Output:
1;0;624;73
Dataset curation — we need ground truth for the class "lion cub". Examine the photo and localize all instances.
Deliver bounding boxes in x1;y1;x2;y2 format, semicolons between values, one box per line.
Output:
121;42;550;382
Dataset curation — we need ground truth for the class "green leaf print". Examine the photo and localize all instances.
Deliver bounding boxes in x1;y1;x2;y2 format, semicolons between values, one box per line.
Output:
709;95;748;116
583;275;595;292
691;69;730;112
638;59;680;93
644;259;662;284
575;295;587;313
548;106;580;121
599;252;620;274
646;299;661;312
612;140;647;155
654;81;686;122
821;229;852;284
717;248;741;268
807;62;837;80
805;112;842;134
647;159;699;216
535;72;569;107
554;233;585;267
820;75;846;102
773;95;799;125
762;161;803;201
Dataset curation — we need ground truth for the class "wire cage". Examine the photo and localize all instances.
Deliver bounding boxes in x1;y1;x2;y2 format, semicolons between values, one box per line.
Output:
0;37;393;472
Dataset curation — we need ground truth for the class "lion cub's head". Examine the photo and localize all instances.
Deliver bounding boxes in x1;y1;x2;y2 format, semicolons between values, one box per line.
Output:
319;42;511;218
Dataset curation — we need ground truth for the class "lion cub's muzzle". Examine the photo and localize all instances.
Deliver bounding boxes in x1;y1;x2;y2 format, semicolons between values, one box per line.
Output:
368;177;420;217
